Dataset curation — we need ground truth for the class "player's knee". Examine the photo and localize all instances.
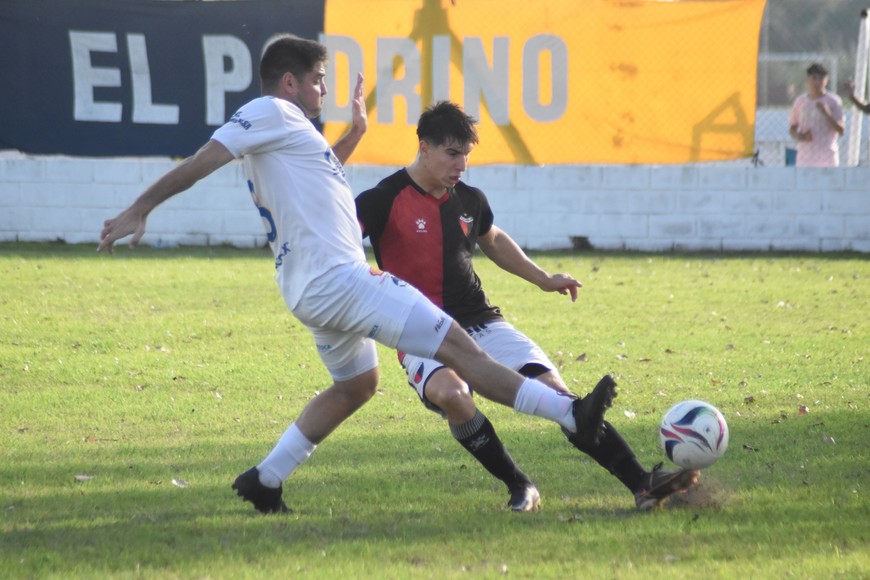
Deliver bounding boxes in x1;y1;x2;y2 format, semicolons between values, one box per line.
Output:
355;373;379;402
335;369;379;406
428;381;473;414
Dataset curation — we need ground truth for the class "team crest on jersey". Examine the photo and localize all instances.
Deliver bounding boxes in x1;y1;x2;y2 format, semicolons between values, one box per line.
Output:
416;218;427;233
459;214;474;236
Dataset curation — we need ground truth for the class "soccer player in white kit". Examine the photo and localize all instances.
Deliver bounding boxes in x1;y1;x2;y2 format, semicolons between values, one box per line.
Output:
98;36;615;514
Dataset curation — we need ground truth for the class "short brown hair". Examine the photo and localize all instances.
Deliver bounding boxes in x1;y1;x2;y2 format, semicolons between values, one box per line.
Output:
417;101;479;147
259;36;328;92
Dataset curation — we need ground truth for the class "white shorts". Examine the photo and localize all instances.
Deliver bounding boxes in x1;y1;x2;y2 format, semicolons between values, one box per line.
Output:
401;320;555;413
291;262;452;381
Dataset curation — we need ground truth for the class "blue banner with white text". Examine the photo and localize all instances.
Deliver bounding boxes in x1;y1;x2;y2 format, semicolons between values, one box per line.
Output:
0;0;323;156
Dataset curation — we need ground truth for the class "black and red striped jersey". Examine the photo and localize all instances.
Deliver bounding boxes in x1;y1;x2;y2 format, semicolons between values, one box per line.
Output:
355;168;502;328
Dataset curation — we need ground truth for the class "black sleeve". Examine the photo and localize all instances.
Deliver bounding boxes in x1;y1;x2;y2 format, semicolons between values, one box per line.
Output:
355;185;393;240
471;186;494;236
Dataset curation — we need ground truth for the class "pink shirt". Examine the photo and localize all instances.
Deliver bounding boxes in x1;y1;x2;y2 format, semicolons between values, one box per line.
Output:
789;92;844;167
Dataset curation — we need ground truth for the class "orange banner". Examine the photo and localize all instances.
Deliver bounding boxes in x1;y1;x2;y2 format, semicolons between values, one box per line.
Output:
322;0;766;164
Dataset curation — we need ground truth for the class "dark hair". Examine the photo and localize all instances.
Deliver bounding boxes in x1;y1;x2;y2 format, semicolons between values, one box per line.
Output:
417;101;479;147
259;35;328;92
806;62;829;77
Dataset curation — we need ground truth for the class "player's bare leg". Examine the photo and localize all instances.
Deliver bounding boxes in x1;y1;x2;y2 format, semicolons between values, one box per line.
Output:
434;323;614;447
233;367;380;514
294;367;380;443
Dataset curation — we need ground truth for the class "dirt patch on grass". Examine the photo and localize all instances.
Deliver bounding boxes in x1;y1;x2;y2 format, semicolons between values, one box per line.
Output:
665;478;728;510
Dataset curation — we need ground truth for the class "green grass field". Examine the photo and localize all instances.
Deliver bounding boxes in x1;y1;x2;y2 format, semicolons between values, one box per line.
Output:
1;243;867;578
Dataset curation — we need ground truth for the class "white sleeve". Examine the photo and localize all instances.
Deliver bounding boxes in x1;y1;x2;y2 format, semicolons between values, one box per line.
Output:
211;98;289;159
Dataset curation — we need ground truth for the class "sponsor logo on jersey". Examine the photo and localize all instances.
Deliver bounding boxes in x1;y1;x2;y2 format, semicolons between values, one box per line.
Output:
415;218;427;233
459;214;474;236
274;242;291;269
466;323;490;338
323;148;346;179
228;111;251;130
316;343;332;352
367;324;380;338
434;316;446;333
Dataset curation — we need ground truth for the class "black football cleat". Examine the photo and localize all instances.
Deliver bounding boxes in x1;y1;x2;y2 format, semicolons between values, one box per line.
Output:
570;375;617;447
508;483;542;512
232;467;291;514
634;462;700;511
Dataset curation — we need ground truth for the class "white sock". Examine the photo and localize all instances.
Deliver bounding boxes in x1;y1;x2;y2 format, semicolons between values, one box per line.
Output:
513;378;577;432
257;423;316;488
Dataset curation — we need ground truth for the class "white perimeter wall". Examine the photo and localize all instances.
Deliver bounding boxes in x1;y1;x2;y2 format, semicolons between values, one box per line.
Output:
1;156;868;253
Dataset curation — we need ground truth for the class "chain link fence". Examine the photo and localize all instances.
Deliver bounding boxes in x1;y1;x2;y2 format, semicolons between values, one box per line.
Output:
753;0;869;167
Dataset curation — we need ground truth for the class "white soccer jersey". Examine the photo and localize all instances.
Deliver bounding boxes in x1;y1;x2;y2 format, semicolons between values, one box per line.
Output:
212;97;366;309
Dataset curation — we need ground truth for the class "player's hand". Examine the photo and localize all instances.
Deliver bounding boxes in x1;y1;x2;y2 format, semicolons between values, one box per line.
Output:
815;101;832;116
796;129;813;142
540;273;582;302
97;208;147;254
350;72;368;136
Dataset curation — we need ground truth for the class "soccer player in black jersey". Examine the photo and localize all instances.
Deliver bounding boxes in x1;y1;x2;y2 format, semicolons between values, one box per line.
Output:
355;101;699;511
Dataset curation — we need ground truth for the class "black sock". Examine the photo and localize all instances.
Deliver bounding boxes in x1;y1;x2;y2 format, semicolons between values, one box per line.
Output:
451;410;531;491
564;421;647;492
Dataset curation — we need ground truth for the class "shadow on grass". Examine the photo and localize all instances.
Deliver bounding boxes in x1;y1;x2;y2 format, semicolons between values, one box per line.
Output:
1;409;867;575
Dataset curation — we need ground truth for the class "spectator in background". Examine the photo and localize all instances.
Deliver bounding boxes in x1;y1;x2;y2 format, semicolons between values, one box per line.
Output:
788;63;845;167
844;78;870;114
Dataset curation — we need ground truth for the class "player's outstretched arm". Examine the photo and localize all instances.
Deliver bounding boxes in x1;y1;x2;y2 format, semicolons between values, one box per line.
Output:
477;226;582;301
331;73;367;165
97;140;234;253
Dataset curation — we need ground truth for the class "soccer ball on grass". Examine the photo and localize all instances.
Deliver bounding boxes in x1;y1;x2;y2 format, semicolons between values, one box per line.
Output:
659;399;729;470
